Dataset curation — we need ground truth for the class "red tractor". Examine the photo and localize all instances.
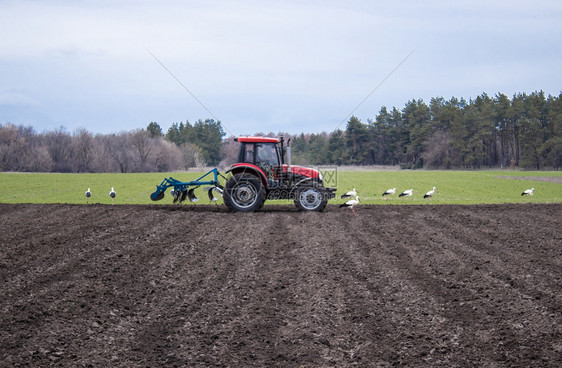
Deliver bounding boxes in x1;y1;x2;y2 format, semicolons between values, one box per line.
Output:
223;136;336;212
150;136;337;212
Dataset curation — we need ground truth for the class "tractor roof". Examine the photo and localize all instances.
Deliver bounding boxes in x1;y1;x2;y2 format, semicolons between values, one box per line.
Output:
235;136;280;143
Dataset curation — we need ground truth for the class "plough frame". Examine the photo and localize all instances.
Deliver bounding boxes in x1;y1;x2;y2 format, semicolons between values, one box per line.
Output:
150;168;224;201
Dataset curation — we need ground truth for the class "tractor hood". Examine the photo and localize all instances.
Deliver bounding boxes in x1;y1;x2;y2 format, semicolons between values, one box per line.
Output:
280;164;320;179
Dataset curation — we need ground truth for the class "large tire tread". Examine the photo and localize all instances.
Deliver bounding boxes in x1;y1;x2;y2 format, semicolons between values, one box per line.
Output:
224;174;266;212
294;185;328;212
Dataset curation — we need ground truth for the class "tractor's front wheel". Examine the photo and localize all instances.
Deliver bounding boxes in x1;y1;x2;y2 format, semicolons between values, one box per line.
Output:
294;185;328;212
224;174;266;212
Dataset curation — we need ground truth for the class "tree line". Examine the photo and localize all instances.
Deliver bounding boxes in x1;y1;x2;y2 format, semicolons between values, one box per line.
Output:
0;119;225;173
1;91;561;172
289;91;562;169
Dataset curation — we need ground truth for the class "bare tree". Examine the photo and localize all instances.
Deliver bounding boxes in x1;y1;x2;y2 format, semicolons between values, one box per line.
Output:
71;128;94;172
0;124;23;170
0;124;51;171
89;134;117;172
219;136;238;169
105;133;134;173
151;139;183;172
129;129;153;171
44;126;73;172
179;142;206;169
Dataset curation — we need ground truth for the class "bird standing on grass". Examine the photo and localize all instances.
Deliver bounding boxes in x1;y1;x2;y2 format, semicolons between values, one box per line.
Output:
341;188;358;199
399;189;414;198
109;187;116;203
85;188;91;203
521;188;534;196
424;187;436;199
382;188;396;200
340;196;360;216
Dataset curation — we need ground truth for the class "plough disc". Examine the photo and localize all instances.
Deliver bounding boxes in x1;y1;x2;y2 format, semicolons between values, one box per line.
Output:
207;186;223;202
187;188;199;202
179;190;188;203
150;190;165;201
171;189;182;204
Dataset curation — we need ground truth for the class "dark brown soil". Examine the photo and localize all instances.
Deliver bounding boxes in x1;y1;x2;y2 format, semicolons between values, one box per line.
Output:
1;203;561;367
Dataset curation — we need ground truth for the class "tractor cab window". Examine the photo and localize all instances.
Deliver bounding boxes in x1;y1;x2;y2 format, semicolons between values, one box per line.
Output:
255;143;280;178
242;144;254;164
255;143;280;166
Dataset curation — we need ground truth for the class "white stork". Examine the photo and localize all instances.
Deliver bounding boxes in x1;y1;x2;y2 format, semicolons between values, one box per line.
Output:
382;188;396;200
85;188;91;203
340;196;360;216
424;187;436;199
109;187;116;203
399;189;414;198
521;188;534;196
341;188;358;199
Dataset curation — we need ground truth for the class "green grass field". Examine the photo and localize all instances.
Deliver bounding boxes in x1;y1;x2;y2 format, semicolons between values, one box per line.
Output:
0;171;561;205
332;170;562;205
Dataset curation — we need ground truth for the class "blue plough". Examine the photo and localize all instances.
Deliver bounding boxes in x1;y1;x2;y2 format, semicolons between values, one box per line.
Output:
150;168;225;202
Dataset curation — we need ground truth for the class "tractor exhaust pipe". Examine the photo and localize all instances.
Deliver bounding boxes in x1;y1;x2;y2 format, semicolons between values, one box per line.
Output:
286;146;292;173
286;138;292;173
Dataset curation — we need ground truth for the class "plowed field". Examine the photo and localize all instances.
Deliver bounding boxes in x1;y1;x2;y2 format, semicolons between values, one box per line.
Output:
1;203;561;367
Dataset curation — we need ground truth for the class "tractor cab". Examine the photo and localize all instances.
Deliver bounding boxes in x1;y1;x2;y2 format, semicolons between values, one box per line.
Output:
237;137;281;179
234;137;287;181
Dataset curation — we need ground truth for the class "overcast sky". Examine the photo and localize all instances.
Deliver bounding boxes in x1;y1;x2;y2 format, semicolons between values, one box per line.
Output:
1;0;561;136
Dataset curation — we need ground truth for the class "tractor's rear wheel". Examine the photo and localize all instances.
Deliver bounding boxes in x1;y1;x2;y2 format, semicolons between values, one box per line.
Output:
294;185;328;212
224;174;266;212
